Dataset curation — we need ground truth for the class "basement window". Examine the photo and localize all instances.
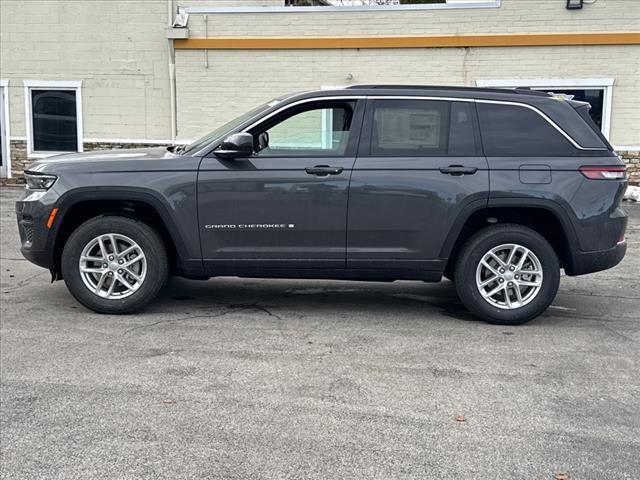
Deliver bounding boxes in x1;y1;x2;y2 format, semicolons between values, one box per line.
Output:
24;80;83;157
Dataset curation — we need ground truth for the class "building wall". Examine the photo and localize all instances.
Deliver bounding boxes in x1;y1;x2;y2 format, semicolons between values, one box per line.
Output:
1;0;639;182
175;45;640;147
0;0;173;142
175;0;640;147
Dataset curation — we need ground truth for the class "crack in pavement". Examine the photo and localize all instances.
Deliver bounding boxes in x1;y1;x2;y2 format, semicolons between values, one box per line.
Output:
2;271;48;292
123;296;283;335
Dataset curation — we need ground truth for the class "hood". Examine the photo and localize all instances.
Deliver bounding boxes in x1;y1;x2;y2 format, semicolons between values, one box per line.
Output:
26;147;185;174
32;147;170;165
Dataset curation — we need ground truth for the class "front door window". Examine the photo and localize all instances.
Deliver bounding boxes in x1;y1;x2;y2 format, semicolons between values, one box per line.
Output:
254;102;355;157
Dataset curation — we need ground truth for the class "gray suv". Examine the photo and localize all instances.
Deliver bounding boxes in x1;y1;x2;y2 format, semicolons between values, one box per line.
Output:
16;85;628;324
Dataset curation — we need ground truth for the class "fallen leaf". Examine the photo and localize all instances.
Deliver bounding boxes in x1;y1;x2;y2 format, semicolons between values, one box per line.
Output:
162;399;176;405
454;415;466;422
554;474;569;480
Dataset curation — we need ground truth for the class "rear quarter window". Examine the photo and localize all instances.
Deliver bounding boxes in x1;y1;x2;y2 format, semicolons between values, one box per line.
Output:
477;103;577;156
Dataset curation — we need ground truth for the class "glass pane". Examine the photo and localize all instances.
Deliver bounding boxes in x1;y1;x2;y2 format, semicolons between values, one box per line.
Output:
372;100;448;156
448;102;476;156
478;103;575;156
259;105;352;156
31;89;78;151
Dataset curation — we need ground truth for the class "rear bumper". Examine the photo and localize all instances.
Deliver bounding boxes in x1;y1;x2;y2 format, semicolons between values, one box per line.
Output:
566;240;627;276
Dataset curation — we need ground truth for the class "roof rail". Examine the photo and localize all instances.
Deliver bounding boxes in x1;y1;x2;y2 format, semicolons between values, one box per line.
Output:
343;84;552;97
513;87;551;97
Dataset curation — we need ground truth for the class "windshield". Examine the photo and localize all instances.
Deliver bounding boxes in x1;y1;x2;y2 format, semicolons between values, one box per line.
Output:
181;100;279;155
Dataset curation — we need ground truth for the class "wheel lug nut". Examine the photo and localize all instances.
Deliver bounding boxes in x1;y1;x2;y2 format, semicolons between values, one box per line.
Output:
108;272;114;276
118;269;123;274
102;263;107;268
118;259;124;264
109;255;114;260
515;275;519;280
499;269;505;274
508;282;513;286
499;278;504;283
509;266;515;271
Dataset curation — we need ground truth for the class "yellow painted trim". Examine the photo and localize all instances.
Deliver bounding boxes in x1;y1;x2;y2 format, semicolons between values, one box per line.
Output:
175;32;640;50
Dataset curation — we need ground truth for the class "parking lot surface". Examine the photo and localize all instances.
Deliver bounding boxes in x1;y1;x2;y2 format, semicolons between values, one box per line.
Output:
1;186;639;480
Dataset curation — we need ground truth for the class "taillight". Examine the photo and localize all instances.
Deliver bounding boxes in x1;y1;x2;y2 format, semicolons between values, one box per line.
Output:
579;165;627;180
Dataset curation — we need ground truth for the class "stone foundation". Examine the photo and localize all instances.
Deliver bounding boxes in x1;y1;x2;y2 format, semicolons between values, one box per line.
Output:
618;150;640;185
2;140;170;185
2;140;639;185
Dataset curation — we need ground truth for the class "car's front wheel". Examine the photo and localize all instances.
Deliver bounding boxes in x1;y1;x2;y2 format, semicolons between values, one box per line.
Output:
454;224;560;325
61;216;168;314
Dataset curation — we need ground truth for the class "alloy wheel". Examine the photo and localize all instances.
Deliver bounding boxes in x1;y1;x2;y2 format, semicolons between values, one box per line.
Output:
475;243;543;310
78;233;147;299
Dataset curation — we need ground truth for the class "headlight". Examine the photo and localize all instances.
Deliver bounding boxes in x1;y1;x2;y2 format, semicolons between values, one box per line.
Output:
24;172;57;190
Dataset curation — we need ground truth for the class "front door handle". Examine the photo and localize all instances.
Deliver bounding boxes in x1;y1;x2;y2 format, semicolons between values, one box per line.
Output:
439;165;478;176
305;165;344;176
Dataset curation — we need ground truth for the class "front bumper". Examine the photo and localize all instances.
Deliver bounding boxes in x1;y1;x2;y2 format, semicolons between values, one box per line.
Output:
16;189;59;271
566;240;627;276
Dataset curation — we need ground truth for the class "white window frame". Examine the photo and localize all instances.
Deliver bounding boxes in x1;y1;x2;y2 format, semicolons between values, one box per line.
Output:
475;78;614;140
184;0;501;14
0;79;10;178
23;80;83;158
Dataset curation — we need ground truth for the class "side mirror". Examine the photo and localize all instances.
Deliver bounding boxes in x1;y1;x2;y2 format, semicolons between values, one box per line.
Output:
214;132;254;159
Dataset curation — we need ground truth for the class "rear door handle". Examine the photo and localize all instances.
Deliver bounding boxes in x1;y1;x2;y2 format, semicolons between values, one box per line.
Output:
439;165;478;176
305;165;344;176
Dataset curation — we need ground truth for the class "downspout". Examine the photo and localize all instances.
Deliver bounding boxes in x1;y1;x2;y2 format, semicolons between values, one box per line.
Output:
168;0;178;142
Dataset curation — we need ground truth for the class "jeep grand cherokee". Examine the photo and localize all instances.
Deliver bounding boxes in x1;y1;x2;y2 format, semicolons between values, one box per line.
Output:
16;85;627;324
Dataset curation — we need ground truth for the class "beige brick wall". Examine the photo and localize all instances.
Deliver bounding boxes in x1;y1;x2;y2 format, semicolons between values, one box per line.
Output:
174;0;640;147
182;0;640;37
175;44;640;147
0;0;172;141
1;0;639;158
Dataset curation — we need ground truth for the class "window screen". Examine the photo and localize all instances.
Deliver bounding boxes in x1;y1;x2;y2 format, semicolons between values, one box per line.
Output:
31;89;78;152
477;103;576;156
370;100;476;157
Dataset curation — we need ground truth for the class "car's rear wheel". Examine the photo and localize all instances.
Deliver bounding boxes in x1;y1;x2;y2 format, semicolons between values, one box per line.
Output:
61;216;168;314
454;224;560;325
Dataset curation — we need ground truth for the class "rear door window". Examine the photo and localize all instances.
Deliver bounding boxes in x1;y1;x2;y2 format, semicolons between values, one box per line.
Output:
477;103;577;156
367;99;478;157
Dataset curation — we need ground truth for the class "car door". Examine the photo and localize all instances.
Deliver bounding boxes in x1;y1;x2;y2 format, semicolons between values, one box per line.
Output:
347;97;489;274
198;98;364;273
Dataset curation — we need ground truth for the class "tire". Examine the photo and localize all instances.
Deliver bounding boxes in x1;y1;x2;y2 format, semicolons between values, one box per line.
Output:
454;224;560;325
61;216;169;314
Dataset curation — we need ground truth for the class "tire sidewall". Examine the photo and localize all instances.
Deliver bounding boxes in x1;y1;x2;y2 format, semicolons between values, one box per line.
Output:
61;216;168;314
456;226;560;325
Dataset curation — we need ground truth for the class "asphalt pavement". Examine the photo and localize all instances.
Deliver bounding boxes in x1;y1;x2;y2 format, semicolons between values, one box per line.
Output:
1;185;639;480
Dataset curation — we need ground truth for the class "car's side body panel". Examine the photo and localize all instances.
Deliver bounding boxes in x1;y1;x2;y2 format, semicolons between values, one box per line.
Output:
197;155;355;271
346;161;489;271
